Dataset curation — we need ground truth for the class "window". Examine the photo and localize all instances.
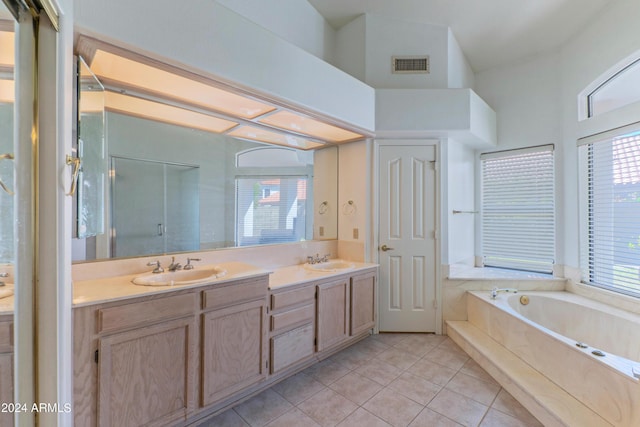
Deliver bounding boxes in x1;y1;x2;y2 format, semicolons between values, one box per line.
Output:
235;146;313;247
580;130;640;297
481;145;555;273
587;58;640;118
236;177;308;246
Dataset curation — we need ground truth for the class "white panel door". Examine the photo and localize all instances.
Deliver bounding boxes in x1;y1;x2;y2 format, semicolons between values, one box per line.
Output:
378;145;437;332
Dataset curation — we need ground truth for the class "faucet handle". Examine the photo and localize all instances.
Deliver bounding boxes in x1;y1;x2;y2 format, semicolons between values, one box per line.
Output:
322;254;331;262
147;260;164;274
184;258;201;270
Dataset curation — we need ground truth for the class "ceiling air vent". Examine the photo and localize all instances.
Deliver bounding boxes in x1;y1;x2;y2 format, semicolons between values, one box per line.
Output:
392;55;430;74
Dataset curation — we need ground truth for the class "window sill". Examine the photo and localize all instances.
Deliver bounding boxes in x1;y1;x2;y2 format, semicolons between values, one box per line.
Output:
447;264;555;281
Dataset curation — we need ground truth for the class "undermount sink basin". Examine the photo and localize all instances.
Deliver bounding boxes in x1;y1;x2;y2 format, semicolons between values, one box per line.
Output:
304;260;355;272
0;283;14;299
132;266;227;286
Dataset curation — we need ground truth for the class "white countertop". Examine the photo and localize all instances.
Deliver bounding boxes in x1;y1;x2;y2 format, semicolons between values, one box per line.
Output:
0;297;12;315
73;261;270;307
71;260;378;308
269;261;378;290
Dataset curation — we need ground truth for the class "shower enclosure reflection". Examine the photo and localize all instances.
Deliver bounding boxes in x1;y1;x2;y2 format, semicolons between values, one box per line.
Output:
74;56;105;239
0;98;14;264
111;157;200;258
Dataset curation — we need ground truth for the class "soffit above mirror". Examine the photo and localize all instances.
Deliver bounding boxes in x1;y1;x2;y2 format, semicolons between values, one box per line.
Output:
75;35;369;150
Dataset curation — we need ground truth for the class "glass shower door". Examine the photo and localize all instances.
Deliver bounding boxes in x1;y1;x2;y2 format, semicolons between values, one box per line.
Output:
111;157;199;257
165;163;199;253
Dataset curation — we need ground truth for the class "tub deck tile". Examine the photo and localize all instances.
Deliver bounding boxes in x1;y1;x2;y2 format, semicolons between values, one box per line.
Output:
447;320;612;427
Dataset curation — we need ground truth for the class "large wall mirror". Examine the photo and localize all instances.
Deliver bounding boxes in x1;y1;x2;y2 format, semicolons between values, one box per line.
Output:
0;18;14;266
71;38;351;262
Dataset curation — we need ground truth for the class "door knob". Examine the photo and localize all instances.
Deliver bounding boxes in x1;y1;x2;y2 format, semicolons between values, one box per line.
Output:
380;244;394;252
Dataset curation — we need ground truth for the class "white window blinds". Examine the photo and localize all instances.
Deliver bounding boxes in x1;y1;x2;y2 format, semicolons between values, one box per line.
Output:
580;131;640;297
481;145;555;273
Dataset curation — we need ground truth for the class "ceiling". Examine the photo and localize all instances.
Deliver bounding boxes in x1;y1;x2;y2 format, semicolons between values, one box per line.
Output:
308;0;616;72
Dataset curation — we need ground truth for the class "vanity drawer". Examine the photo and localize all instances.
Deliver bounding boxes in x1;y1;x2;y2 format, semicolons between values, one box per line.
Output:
270;322;315;374
271;303;314;333
270;286;315;311
98;293;196;334
202;278;268;311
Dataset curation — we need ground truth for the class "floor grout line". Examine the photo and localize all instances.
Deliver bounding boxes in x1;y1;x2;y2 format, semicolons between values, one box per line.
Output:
202;334;541;427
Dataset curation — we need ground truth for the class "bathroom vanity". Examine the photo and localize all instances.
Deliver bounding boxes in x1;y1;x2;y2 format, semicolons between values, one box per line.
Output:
0;311;13;427
72;261;377;426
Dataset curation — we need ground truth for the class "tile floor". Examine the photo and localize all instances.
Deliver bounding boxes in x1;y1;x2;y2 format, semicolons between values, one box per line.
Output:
196;333;543;427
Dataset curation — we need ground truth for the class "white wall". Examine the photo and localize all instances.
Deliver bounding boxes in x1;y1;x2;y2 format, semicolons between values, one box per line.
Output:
447;29;475;89
215;0;337;64
334;15;367;82
445;139;476;265
475;53;563;151
364;14;449;89
334;14;475;91
313;146;339;240
338;141;368;242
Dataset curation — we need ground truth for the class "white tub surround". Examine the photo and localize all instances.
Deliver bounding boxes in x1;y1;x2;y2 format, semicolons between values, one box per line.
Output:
449;291;640;427
442;266;566;333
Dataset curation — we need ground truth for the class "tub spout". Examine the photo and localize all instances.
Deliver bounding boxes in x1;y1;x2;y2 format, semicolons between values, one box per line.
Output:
491;287;518;299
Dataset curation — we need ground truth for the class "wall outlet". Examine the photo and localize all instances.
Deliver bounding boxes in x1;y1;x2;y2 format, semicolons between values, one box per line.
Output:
353;228;359;239
319;226;324;237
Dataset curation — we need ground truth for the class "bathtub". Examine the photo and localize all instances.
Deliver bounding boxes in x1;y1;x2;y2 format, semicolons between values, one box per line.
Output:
464;290;640;427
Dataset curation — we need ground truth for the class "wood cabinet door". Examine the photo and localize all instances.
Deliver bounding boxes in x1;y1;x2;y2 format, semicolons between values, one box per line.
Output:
0;353;13;427
97;317;197;427
350;271;376;336
201;299;267;407
316;279;349;352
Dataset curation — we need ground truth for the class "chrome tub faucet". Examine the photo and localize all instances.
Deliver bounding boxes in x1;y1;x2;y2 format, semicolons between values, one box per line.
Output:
491;287;518;299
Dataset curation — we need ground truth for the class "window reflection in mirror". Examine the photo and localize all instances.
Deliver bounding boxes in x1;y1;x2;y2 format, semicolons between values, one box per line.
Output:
236;147;314;246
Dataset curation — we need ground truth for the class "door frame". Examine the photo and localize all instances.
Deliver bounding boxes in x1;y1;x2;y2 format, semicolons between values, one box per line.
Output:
371;139;443;334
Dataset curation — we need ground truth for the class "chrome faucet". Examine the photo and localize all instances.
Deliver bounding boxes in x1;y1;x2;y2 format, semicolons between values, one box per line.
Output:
147;260;164;274
491;287;518;299
307;254;331;264
167;256;182;272
0;272;7;287
183;257;201;270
